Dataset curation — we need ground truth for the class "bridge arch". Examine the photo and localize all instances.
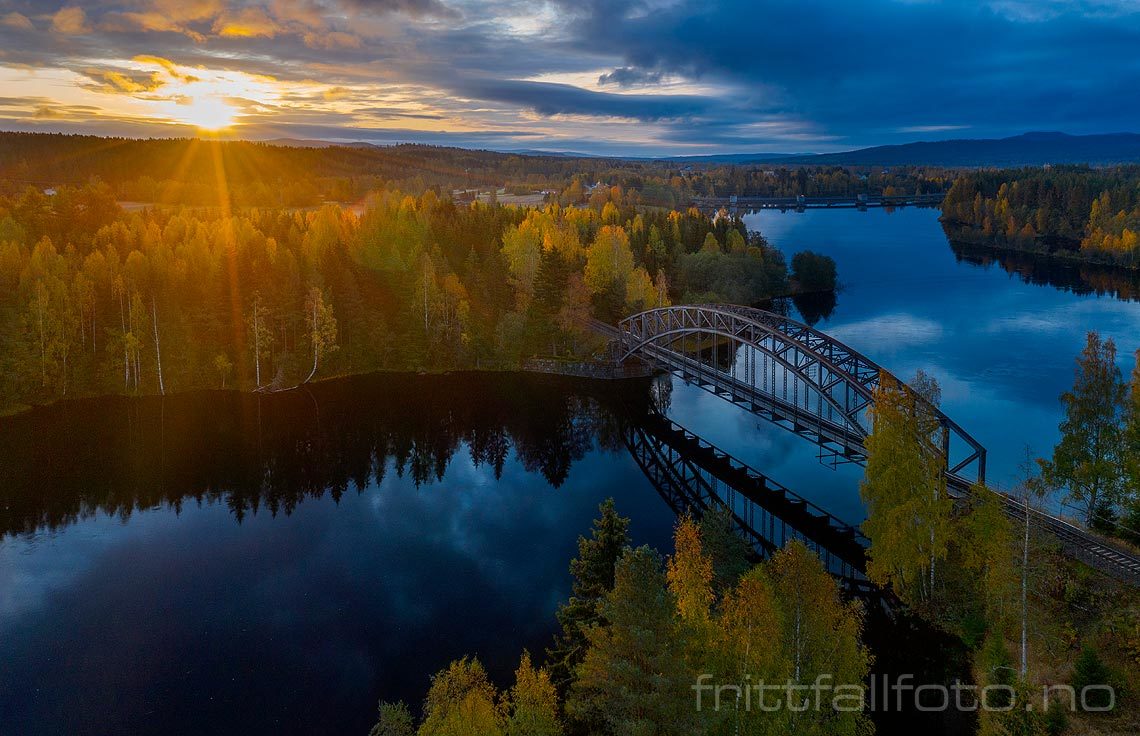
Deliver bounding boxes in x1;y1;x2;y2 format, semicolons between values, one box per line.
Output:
616;304;987;487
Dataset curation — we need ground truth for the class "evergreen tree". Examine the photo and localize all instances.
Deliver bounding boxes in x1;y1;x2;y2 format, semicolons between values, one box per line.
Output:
1071;646;1114;710
546;499;631;692
369;701;416;736
1041;332;1128;525
532;248;570;317
697;505;752;598
567;546;696;736
1123;350;1140;526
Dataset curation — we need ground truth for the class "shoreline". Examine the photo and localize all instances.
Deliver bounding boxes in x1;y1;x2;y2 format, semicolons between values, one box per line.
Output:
939;219;1140;273
0;361;652;420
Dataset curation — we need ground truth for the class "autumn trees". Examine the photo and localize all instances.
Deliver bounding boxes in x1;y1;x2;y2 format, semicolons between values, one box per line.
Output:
369;506;870;736
1040;331;1140;540
0;178;809;413
860;372;953;605
1041;332;1130;526
942;166;1140;267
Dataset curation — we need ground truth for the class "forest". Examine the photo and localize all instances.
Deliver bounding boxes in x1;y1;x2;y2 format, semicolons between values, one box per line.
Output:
0;173;823;415
0;132;952;209
941;166;1140;268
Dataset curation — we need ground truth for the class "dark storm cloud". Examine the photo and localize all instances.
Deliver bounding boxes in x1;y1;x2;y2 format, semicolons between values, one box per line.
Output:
452;77;709;120
548;0;1140;144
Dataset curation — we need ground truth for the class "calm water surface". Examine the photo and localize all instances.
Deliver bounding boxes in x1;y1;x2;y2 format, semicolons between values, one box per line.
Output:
3;207;1138;735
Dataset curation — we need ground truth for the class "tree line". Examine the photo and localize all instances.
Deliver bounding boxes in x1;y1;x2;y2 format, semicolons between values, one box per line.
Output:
0;181;830;414
941;166;1140;268
369;502;870;736
0;132;952;211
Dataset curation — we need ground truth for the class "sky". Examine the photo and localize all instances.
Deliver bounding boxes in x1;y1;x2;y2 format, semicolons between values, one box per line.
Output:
0;0;1138;156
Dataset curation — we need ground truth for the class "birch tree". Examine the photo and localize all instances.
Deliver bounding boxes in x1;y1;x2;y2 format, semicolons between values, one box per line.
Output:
304;286;337;383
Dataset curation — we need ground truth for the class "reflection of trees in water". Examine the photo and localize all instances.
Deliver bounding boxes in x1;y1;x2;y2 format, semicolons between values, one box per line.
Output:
0;373;648;537
949;239;1140;302
789;290;838;326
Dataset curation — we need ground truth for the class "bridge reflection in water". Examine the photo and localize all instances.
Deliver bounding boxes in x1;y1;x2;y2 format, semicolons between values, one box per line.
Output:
625;407;872;591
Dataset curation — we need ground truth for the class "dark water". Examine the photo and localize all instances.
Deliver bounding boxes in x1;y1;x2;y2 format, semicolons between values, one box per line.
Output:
4;207;1138;735
0;375;680;736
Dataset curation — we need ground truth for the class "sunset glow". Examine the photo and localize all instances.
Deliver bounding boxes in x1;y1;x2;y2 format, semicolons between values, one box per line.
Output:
1;1;1137;154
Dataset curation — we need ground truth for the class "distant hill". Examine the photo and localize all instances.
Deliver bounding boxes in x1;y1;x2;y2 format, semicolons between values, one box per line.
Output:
263;138;381;150
784;132;1140;167
660;152;805;164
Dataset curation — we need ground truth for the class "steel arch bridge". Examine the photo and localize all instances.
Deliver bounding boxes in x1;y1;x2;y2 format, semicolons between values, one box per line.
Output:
615;304;987;489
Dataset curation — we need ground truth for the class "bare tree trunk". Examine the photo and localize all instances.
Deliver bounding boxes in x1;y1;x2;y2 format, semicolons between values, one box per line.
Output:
253;307;261;388
1021;492;1030;679
37;296;46;387
152;296;164;395
119;291;129;389
305;299;318;384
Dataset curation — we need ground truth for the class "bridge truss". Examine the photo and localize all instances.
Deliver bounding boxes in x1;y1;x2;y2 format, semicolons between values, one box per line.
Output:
617;304;987;489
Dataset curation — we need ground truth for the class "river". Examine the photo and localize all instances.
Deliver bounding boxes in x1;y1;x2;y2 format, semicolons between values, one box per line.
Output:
2;207;1137;735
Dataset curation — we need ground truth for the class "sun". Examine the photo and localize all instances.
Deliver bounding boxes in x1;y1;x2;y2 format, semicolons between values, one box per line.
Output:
177;92;238;131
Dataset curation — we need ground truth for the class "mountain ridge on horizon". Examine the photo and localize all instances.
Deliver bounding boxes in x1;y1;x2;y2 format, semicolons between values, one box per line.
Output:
5;129;1140;169
666;131;1140;167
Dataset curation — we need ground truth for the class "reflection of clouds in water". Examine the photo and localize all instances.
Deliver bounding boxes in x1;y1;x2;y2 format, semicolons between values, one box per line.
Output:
982;298;1140;356
0;508;178;623
0;445;668;733
827;313;944;355
983;311;1072;335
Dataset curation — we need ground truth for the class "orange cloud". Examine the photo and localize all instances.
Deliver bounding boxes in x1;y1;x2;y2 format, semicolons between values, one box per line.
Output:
133;55;201;83
2;12;34;30
304;31;362;49
51;6;90;35
214;6;282;38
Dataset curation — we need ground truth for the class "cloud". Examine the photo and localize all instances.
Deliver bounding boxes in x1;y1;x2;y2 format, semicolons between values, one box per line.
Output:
1;0;1140;154
2;12;34;30
337;0;459;19
51;6;89;34
453;77;710;121
827;314;944;353
214;6;283;38
132;55;200;83
84;69;166;94
597;67;664;87
304;30;362;49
